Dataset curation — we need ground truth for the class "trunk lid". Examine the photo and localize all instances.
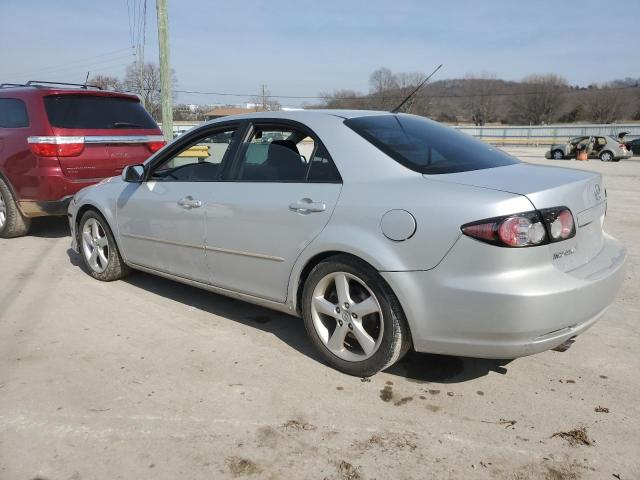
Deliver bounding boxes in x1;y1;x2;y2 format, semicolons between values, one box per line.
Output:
44;93;163;179
428;163;606;271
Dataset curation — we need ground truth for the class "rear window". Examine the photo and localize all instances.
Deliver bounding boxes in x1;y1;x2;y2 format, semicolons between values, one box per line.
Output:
344;114;519;174
44;95;157;129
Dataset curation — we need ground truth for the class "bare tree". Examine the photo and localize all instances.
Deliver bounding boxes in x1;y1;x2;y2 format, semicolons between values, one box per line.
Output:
319;89;366;109
250;85;281;111
463;74;499;126
369;67;399;110
88;74;121;90
122;62;176;120
585;86;625;123
509;74;568;124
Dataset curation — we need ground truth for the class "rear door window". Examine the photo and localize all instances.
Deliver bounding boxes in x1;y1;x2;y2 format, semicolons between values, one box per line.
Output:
344;114;519;174
44;95;157;129
0;98;29;128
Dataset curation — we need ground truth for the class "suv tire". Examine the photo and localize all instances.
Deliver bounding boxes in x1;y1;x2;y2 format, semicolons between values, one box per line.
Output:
0;178;31;238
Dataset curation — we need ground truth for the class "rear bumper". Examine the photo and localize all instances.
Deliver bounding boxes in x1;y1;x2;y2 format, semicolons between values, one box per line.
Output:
382;233;627;359
18;196;73;217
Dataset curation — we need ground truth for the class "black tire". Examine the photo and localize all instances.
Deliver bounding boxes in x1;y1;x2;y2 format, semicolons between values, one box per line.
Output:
600;151;613;162
0;177;31;238
302;254;411;377
552;149;564;160
78;210;131;281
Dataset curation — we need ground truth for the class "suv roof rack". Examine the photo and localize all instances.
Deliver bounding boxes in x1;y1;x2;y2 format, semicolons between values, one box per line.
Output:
0;83;27;88
26;80;103;90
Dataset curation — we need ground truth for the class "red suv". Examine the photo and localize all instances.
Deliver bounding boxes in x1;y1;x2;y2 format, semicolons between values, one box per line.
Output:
0;81;165;238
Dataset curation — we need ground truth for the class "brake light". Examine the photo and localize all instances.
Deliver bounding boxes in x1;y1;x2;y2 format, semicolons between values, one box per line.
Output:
619;144;627;150
28;136;85;157
462;206;575;247
147;140;166;153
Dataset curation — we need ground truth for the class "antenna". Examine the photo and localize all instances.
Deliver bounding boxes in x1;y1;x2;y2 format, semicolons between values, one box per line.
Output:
390;64;443;114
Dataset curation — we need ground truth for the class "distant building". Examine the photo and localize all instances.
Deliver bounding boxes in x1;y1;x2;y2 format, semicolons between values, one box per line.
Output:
204;106;265;120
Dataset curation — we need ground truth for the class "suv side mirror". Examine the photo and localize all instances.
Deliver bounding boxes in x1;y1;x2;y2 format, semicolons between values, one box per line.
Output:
122;164;145;183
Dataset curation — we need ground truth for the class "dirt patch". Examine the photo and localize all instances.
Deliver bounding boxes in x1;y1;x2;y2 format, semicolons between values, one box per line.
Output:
594;406;610;413
380;385;393;402
338;460;361;480
551;426;593;446
353;432;417;452
394;396;413;406
427;389;440;395
256;426;279;448
226;456;261;477
282;419;316;431
426;404;441;412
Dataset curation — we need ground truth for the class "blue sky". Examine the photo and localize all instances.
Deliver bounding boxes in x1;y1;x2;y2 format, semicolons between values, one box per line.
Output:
1;0;638;107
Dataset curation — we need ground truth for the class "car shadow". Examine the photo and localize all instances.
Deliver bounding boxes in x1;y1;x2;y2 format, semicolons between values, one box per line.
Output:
28;216;70;238
66;247;513;383
384;352;512;384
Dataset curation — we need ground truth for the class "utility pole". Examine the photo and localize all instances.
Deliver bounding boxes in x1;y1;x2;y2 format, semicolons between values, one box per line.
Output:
261;84;267;111
156;0;173;141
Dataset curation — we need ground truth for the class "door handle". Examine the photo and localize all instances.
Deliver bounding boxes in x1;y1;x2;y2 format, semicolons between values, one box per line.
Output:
289;198;326;213
178;196;202;209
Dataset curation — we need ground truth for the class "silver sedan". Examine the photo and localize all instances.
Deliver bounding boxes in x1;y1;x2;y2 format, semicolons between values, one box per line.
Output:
68;111;627;376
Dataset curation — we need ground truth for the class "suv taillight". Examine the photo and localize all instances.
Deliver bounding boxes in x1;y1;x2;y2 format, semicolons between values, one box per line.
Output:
461;207;575;247
146;140;166;153
28;136;85;157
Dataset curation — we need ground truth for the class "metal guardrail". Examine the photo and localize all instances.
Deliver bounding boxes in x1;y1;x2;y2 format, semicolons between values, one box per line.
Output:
455;124;640;146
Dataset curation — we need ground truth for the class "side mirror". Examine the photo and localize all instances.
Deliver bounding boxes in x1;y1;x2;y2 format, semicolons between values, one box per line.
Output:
122;164;145;183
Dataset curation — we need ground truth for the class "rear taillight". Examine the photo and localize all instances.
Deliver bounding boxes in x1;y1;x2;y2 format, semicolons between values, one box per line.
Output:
462;207;575;248
619;144;627;151
540;207;575;242
147;140;166;153
28;136;85;157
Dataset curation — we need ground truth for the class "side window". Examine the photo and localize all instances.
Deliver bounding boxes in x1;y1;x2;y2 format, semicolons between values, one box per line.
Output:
150;127;237;182
307;144;341;183
0;98;29;128
236;128;311;182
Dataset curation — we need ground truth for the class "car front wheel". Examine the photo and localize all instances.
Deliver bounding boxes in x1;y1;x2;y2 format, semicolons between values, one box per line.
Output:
302;255;411;376
79;210;131;281
552;149;564;160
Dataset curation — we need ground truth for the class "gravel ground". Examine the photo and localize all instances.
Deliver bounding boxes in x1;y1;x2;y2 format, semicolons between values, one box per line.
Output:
1;147;638;480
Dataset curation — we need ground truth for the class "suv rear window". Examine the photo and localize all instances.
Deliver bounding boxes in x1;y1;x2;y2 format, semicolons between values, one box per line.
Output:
44;95;157;129
344;114;519;174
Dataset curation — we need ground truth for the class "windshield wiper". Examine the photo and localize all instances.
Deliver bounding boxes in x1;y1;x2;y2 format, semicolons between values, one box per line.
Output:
112;121;143;128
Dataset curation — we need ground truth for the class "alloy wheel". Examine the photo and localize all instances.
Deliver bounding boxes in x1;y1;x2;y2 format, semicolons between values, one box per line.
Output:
310;271;384;362
601;152;612;162
0;190;6;229
81;218;110;273
553;150;563;160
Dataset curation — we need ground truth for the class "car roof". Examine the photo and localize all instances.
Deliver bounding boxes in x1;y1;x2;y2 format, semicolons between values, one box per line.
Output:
202;109;392;126
0;85;140;101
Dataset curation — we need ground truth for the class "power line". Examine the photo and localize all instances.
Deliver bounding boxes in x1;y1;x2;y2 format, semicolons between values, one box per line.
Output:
5;47;134;78
8;53;136;82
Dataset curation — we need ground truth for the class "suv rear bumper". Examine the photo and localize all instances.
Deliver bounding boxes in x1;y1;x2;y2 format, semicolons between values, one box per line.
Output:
18;196;73;217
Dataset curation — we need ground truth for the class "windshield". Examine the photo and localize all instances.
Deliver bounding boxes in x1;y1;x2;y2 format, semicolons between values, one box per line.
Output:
44;95;157;129
344;114;519;174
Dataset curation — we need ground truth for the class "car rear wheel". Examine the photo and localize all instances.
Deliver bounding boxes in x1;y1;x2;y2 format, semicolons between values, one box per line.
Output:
552;149;564;160
0;178;31;238
79;210;131;281
600;151;613;162
302;255;411;377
